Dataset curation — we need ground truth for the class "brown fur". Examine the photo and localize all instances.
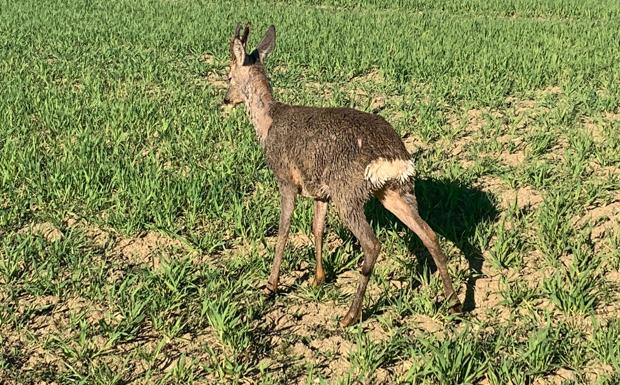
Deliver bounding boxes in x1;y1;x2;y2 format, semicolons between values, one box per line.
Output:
223;24;462;327
265;103;412;203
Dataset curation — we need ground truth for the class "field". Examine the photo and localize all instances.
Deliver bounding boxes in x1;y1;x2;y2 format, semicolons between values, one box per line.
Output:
1;0;620;383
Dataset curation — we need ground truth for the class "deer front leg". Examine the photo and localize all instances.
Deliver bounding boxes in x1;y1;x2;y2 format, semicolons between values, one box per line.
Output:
263;184;296;295
311;200;328;287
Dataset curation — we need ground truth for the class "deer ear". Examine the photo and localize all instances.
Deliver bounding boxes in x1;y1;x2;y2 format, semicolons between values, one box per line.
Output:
256;25;276;62
232;38;246;64
240;24;250;46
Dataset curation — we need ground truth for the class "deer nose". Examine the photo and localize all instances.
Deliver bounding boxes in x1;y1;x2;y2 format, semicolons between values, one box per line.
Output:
223;96;231;105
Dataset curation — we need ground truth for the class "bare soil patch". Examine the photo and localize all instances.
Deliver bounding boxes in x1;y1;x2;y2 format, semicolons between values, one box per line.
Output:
18;221;63;242
304;80;336;99
539;86;562;96
10;295;109;375
501;151;527;167
65;215;112;247
604;111;620;121
402;134;428;154
264;299;354;378
500;186;544;210
201;53;216;65
507;97;538;115
111;230;187;269
206;71;227;89
471;273;510;322
407;314;445;335
577;200;620;240
533;368;575;385
583;117;606;142
350;68;384;86
446;108;492;134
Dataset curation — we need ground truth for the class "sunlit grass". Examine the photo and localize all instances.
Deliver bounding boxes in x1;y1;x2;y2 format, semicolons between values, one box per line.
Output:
1;0;619;384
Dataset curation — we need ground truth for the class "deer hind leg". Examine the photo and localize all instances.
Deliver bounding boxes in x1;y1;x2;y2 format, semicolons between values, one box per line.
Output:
378;188;462;312
334;200;381;327
263;183;296;295
311;200;328;287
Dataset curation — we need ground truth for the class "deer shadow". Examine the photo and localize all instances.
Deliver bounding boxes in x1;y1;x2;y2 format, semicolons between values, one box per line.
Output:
364;177;499;314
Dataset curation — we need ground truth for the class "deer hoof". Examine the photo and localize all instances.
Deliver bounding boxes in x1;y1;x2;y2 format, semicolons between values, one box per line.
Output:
310;275;325;287
261;282;277;297
340;310;361;328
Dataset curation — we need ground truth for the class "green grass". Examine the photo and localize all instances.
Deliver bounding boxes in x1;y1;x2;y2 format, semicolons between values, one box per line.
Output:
1;0;620;384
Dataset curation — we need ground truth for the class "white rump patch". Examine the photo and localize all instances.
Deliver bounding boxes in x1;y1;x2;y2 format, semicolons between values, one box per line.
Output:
364;158;415;188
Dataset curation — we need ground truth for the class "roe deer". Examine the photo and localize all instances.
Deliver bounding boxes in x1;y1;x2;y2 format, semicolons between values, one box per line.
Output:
223;24;462;327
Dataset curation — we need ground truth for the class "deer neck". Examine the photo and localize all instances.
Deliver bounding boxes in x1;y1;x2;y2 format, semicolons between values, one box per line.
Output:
244;71;274;145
